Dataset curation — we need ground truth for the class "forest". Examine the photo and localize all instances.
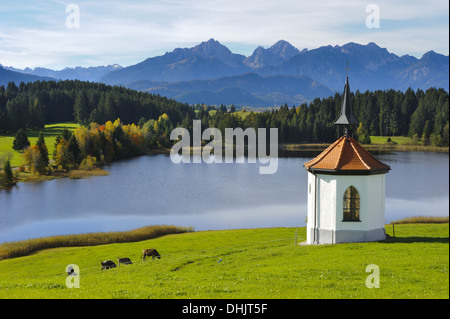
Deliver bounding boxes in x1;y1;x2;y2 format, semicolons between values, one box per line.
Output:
0;80;193;135
0;79;448;186
0;80;449;147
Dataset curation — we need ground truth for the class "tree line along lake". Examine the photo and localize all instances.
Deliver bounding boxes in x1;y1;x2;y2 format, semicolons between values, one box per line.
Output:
0;150;448;243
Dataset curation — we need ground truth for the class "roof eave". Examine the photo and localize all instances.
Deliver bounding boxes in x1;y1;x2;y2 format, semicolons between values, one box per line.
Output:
305;167;390;176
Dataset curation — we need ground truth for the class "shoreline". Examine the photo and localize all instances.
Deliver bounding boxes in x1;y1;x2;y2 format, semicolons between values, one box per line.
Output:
2;143;448;189
1;148;172;189
2;167;111;189
0;220;447;260
280;143;449;153
0;225;194;260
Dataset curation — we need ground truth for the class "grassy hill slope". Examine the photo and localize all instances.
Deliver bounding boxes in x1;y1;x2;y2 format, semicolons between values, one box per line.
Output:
0;123;79;167
0;224;448;299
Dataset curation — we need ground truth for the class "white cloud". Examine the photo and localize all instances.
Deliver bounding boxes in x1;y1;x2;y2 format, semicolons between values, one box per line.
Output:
0;0;448;69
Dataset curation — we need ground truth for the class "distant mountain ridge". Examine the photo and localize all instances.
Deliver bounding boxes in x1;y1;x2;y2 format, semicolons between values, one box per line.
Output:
0;66;54;86
99;39;448;106
243;40;303;68
130;72;333;107
1;39;448;107
265;42;449;92
1;64;122;82
102;39;250;85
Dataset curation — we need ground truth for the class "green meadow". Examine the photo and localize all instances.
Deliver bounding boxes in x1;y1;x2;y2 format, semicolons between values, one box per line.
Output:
370;135;413;145
0;224;448;299
368;135;449;152
0;123;79;167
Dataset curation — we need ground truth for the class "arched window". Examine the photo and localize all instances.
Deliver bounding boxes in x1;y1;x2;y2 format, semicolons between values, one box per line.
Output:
343;186;360;221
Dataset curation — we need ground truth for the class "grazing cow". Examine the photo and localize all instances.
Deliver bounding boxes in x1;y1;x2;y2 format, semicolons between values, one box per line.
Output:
117;257;133;266
66;265;76;276
141;249;161;261
101;260;117;270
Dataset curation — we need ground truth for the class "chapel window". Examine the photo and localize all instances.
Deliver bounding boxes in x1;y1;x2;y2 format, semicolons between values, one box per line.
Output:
343;186;360;221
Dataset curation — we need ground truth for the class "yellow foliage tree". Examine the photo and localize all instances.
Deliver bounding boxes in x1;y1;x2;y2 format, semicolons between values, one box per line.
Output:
113;118;121;127
23;145;46;174
55;140;71;170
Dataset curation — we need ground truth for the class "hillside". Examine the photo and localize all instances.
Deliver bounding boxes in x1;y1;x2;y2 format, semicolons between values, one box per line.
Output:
0;224;447;299
0;123;80;168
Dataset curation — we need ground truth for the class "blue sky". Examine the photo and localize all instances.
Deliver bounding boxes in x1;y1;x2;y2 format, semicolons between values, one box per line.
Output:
0;0;448;69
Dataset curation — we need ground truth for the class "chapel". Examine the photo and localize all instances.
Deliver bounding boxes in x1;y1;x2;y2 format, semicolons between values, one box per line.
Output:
303;75;391;244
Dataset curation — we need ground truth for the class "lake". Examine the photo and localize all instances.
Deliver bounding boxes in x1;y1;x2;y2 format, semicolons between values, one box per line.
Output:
0;151;448;243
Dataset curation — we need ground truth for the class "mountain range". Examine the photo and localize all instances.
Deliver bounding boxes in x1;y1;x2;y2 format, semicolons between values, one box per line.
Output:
0;67;54;87
0;64;122;84
1;39;448;107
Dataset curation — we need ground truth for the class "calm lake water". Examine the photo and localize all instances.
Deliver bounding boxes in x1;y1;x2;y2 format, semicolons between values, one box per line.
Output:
0;151;448;243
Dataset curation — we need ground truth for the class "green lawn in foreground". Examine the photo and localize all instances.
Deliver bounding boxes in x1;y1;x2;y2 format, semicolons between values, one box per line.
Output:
0;123;79;167
0;224;448;299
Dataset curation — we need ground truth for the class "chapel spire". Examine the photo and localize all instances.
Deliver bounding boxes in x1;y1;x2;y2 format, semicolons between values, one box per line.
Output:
334;65;358;137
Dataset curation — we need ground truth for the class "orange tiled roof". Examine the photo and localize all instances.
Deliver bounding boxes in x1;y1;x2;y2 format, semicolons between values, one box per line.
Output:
303;136;390;175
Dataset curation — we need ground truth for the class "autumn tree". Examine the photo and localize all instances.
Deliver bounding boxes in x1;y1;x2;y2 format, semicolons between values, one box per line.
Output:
23;145;47;174
356;122;371;144
54;139;71;170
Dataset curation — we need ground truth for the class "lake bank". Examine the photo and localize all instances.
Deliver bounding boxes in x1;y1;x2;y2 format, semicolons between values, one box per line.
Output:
1;146;171;188
0;217;446;261
1;167;110;189
0;224;193;260
2;135;447;189
281;143;449;153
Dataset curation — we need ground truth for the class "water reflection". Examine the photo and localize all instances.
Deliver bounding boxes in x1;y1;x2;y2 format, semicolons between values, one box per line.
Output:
0;204;306;242
0;151;448;243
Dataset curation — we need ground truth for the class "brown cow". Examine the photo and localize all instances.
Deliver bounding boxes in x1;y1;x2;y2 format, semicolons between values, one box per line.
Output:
141;249;161;261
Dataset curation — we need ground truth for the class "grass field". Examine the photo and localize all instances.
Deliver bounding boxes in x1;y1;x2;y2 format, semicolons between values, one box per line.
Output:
370;136;413;145
282;135;448;153
0;123;79;167
0;224;447;299
367;136;448;152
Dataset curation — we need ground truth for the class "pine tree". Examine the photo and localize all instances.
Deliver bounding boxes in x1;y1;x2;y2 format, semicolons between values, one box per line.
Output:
53;133;63;159
3;160;14;186
62;128;72;141
36;131;49;166
74;90;89;125
68;135;81;165
12;128;30;151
